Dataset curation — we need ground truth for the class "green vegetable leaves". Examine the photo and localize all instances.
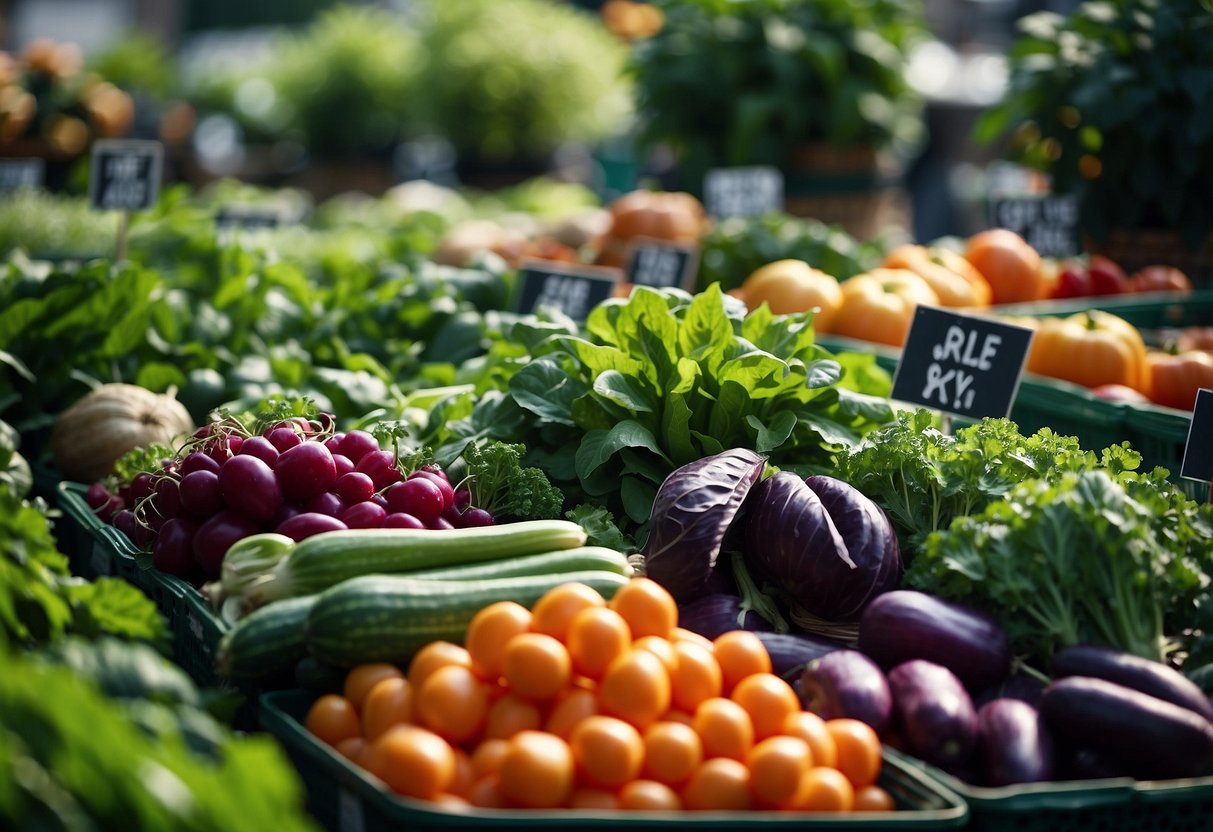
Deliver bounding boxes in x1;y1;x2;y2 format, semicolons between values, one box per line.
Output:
501;284;892;529
461;441;565;522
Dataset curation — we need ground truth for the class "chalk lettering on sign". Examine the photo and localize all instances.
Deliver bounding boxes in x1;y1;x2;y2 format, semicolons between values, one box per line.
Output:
704;166;783;218
535;275;592;320
633;246;681;288
931;325;1001;371
101;179;148;211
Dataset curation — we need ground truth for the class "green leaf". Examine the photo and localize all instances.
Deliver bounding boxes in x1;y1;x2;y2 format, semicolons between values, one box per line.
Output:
135;362;187;393
748;410;798;453
576;421;669;495
509;359;583;425
593;370;659;414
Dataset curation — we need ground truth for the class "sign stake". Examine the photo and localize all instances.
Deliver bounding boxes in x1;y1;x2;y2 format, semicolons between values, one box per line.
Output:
114;211;130;262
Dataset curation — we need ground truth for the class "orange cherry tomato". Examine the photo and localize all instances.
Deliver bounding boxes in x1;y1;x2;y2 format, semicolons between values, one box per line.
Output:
483;691;544;740
467;774;506;809
305;694;361;747
531;582;607;643
570;715;646;789
643;720;704;787
747;735;812;809
407;641;473;690
465;601;533;681
448;747;475;798
608;577;679;640
795;765;855;811
826;718;883;789
569;786;621;810
854;784;896;812
782;710;838;770
545;687;600;740
415;664;491;744
360;676;415;742
618;779;683;811
670;627;714;650
364;724;456;800
669;639;723;713
497;730;575;809
681;757;753;811
632;635;678;674
471;737;510;780
343;663;404;712
711;630;772;695
599;648;672;730
692;696;754;762
566;606;632;680
730;672;801;740
334;736;368;768
504;632;572;701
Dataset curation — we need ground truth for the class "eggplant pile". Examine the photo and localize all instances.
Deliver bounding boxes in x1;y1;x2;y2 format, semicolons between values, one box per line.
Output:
794;591;1213;785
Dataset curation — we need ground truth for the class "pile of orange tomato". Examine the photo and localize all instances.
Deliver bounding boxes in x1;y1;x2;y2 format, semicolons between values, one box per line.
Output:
735;229;1212;412
303;578;894;814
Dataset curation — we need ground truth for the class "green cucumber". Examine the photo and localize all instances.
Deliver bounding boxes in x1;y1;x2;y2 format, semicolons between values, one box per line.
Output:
247;519;587;608
215;595;316;682
307;571;630;668
401;546;631;582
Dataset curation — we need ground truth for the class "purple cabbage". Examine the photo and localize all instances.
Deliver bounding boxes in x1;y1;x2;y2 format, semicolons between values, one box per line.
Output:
743;472;901;622
641;448;766;602
677;593;777;640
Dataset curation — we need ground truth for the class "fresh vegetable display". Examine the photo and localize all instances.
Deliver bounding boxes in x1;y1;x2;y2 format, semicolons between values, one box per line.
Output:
299;578;901;813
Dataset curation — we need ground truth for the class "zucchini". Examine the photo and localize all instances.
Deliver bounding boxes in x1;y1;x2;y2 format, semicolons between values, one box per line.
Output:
308;571;630;668
402;546;631;582
247;519;587;607
215;595;317;682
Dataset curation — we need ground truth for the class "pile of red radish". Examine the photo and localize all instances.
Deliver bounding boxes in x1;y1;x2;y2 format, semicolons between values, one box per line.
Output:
85;417;492;585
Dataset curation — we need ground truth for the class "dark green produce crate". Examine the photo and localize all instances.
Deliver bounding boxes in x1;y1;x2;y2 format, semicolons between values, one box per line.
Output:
900;756;1213;832
57;481;231;689
259;690;968;832
995;290;1213;334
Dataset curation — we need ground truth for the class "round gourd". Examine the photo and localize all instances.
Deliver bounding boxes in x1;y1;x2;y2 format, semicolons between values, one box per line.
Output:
52;383;195;482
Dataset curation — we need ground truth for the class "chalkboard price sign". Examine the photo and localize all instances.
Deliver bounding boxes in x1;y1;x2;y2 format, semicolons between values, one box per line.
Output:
1180;388;1213;483
625;238;698;290
514;259;622;322
215;205;283;231
891;306;1035;419
0;158;44;194
703;166;783;218
89;139;163;213
989;195;1079;258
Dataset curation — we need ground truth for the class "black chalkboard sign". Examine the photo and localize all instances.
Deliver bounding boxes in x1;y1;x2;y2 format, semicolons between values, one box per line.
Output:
703;166;783;218
891;306;1035;419
625;238;698;291
514;259;622;322
1181;388;1213;483
989;195;1079;258
88;139;163;213
0;158;44;193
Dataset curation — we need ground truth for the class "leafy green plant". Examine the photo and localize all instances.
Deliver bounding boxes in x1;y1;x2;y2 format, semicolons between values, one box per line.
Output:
417;284;893;534
631;0;926;191
976;0;1213;249
411;0;634;162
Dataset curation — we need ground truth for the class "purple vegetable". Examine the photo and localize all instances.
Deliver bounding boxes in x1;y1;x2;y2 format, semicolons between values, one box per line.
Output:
889;659;978;770
975;699;1055;786
798;649;893;734
757;632;845;679
641;448;766;603
678;593;776;640
743;472;901;622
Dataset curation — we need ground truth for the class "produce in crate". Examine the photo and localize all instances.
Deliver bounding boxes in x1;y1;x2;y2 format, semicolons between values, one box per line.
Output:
300;578;900;813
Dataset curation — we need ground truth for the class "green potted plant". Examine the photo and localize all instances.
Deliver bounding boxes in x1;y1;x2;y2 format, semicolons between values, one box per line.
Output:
976;0;1213;284
629;0;927;237
410;0;634;187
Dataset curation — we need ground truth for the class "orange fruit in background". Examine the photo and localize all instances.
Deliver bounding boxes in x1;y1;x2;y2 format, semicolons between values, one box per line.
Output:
854;784;897;812
545;687;600;740
483;691;544;740
711;630;772;694
794;765;855;812
569;715;646;789
643;720;704;786
343;663;404;712
566;606;632;680
964;229;1046;305
681;757;753;811
503;632;572;702
465;601;533;681
618;779;683;811
415;664;492;744
599;648;671;730
531;582;606;642
608;576;678;640
739;259;844;327
782;710;839;770
829;268;940;348
691;696;754;762
360;676;416;742
730;672;801;740
407;641;472;690
747;735;812;809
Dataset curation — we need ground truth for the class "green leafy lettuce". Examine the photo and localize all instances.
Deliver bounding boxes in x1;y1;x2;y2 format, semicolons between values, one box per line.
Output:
907;467;1213;665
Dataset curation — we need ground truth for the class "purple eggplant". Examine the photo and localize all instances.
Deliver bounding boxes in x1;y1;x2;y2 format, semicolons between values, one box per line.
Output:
888;659;978;770
974;670;1047;710
1051;644;1213;723
756;632;846;680
798;649;893;735
975;699;1055;786
1040;676;1213;781
858;590;1011;692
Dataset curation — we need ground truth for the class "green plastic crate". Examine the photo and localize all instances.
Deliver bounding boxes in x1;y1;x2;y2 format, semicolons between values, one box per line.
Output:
900;756;1213;832
259;690;969;832
57;480;231;688
995;290;1213;333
